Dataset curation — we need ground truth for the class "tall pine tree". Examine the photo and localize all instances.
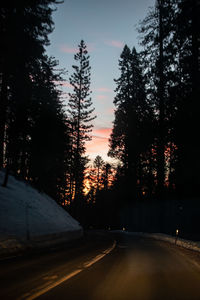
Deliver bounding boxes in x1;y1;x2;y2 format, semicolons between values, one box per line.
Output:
109;46;152;200
68;40;96;218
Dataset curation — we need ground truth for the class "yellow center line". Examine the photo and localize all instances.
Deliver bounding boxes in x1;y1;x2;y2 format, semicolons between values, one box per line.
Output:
20;240;116;300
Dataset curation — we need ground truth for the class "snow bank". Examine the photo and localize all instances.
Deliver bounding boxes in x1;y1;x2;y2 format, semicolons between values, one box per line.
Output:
0;171;83;254
115;231;200;253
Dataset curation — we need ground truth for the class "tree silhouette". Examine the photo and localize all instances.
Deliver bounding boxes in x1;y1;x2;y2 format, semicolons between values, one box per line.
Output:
94;155;104;191
0;1;70;204
67;40;96;217
0;1;58;170
109;45;152;200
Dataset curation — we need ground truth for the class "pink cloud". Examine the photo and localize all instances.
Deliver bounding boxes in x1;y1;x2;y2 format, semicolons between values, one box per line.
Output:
86;127;114;161
106;107;114;114
60;45;78;54
105;40;124;48
87;43;95;52
86;137;107;153
93;127;112;138
62;82;73;88
54;81;73;88
95;87;113;93
86;136;109;159
97;95;107;100
60;43;95;54
86;126;110;146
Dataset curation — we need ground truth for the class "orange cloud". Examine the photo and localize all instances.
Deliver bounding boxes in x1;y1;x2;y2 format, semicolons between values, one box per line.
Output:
93;127;112;138
86;127;112;160
87;136;107;152
86;137;109;161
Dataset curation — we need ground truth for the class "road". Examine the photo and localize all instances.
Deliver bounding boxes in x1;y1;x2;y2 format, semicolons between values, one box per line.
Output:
1;231;200;300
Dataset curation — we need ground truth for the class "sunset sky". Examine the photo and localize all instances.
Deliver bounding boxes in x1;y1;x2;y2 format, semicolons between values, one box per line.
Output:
47;0;155;163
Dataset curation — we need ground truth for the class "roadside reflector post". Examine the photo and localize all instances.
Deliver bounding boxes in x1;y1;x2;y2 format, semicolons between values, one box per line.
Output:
175;229;179;245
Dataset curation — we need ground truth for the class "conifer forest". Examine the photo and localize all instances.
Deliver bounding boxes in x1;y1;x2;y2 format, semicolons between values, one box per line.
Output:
1;0;200;239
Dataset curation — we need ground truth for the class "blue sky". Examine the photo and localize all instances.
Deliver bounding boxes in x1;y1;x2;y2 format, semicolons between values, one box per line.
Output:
46;0;155;163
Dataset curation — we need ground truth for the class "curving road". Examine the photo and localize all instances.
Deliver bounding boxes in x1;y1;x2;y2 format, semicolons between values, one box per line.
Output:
1;232;200;300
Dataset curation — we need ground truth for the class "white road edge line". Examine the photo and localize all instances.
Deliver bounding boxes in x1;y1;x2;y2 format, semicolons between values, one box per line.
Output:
23;240;116;300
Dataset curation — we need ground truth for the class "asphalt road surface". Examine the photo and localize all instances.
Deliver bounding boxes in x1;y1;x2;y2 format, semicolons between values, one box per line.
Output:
1;231;200;300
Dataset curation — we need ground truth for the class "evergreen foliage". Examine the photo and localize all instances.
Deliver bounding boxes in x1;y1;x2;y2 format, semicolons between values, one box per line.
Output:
0;0;199;234
138;0;200;197
107;0;200;233
108;45;153;200
67;40;96;217
0;1;69;203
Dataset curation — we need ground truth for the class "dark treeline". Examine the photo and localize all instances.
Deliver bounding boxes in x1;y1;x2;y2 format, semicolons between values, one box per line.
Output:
0;1;95;220
0;0;66;201
85;0;200;238
1;1;200;237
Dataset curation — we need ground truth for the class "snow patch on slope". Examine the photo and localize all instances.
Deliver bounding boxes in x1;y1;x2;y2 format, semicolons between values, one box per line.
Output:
0;171;82;240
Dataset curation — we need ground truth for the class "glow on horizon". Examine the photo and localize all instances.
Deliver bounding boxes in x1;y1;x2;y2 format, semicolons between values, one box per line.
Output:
86;127;112;162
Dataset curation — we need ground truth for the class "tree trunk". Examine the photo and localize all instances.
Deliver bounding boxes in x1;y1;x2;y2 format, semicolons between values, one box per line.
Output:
157;0;166;232
157;0;165;198
0;67;7;169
